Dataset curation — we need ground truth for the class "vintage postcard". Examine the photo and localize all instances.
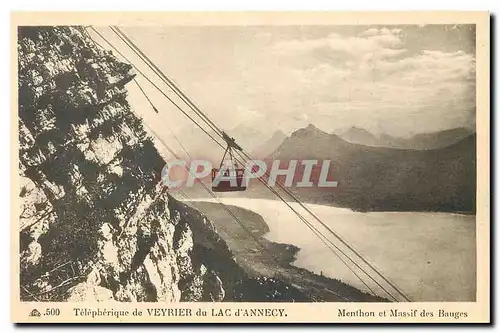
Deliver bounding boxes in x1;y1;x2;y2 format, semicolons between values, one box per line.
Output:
11;11;490;323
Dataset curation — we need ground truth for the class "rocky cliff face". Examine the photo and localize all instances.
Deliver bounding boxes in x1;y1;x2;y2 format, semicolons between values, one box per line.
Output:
18;26;304;303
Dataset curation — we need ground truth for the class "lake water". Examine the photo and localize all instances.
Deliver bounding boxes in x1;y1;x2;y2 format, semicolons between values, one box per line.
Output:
188;198;476;302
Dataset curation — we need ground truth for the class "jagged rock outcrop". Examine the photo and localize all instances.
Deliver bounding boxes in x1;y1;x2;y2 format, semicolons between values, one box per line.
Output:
18;26;309;303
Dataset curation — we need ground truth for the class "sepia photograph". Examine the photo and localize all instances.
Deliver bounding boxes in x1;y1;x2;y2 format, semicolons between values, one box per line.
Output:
12;11;490;323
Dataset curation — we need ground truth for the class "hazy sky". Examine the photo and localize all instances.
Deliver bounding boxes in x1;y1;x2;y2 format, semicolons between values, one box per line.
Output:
90;24;475;147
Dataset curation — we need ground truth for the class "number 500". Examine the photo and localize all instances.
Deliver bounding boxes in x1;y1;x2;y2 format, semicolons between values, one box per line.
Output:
45;308;60;316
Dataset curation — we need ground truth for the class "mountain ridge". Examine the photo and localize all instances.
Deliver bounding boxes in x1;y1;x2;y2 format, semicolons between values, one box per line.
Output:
265;124;476;213
335;125;474;150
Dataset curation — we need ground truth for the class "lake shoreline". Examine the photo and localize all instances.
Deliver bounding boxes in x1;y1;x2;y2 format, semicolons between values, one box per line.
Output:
181;199;389;302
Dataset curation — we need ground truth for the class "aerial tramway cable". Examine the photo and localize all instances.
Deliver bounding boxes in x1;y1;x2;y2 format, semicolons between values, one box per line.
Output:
91;25;405;302
88;26;410;302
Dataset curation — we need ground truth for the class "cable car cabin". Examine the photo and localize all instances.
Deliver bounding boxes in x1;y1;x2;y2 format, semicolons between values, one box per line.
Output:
212;131;247;192
211;168;247;192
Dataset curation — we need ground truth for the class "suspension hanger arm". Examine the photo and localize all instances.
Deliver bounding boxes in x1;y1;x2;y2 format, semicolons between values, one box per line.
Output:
219;146;230;169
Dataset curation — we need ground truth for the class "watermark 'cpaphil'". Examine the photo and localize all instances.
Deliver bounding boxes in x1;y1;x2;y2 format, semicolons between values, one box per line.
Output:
161;159;338;190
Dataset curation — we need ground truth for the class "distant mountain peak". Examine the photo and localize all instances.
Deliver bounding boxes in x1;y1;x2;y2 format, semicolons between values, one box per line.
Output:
251;129;288;159
292;124;329;137
306;123;317;130
348;126;368;131
342;126;374;135
337;126;379;146
270;129;286;140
